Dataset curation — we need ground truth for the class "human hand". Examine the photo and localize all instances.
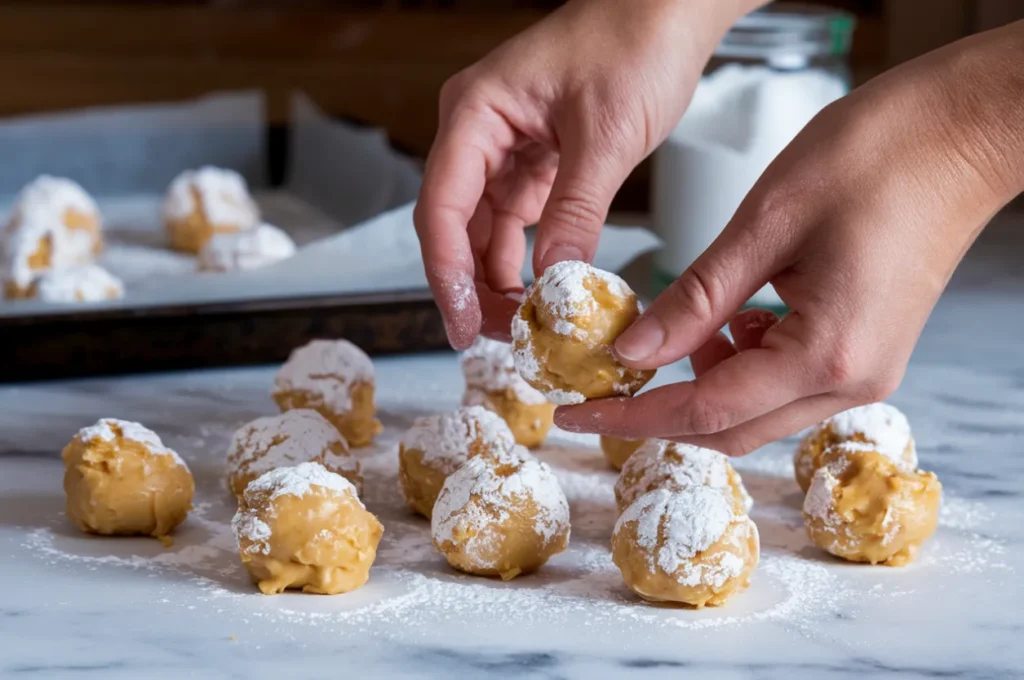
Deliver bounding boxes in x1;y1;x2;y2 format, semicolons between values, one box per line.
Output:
555;22;1024;455
414;0;759;349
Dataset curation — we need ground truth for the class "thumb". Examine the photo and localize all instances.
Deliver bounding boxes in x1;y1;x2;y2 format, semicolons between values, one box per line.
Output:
615;215;787;370
532;140;632;276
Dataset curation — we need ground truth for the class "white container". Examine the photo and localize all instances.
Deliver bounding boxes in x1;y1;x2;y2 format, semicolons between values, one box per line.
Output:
652;4;853;309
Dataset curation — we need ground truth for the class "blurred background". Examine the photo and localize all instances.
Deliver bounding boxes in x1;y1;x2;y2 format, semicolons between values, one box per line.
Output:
1;0;1020;210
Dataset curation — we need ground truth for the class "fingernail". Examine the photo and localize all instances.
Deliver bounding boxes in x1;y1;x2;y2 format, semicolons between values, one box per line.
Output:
615;315;666;362
539;245;585;272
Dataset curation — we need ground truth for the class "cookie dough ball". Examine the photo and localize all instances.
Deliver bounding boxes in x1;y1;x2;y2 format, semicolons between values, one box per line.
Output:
198;222;296;272
511;260;655;405
272;339;382;447
22;264;124;303
232;462;383;595
432;446;570;580
612;486;759;608
398;405;515;519
2;220;100;300
225;409;360;499
600;435;645;470
794;403;917;493
163;166;259;254
62;418;193;538
6;175;102;261
460;336;555;448
614;440;752;515
803;441;941;566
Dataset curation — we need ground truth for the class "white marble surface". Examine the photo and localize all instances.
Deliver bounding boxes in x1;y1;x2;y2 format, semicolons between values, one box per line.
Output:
2;218;1024;679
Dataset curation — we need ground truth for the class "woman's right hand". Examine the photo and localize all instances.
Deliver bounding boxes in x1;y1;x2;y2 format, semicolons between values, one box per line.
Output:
414;0;762;348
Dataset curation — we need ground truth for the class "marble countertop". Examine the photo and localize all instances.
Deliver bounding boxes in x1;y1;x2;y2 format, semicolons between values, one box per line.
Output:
2;216;1024;679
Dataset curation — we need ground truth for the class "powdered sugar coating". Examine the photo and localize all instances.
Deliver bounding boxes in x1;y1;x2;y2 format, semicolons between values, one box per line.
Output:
273;340;375;413
34;264;124;303
823;403;916;466
225;409;356;485
3;221;81;289
616;440;751;513
804;467;839;523
198;222;296;272
400;405;514;469
535;260;631;336
460;336;548;405
76;418;186;469
431;446;570;565
242;461;359;503
615;486;748;588
163;166;259;229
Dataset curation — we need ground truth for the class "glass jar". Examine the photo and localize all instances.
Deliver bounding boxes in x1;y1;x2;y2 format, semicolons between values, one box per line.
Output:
651;3;855;312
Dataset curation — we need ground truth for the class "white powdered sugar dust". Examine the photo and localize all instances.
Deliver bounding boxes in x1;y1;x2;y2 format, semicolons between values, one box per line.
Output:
76;418;187;468
825;403;917;466
535;261;631;330
163;166;260;229
272;339;375;412
34;263;124;303
617;440;749;511
198;222;296;272
243;461;357;503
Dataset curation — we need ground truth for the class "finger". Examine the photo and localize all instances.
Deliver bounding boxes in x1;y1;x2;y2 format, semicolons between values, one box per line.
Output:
467;201;493;272
613;204;796;370
478;287;523;343
729;308;780;352
670;394;852;457
531;142;631;276
689;332;737;377
414;105;510;350
485;208;528;293
555;343;817;440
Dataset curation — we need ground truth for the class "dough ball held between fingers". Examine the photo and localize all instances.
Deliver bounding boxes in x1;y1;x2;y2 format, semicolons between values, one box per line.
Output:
512;261;655;405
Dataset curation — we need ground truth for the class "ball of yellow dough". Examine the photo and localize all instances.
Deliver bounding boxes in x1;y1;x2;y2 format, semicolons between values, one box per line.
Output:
163;166;260;253
600;435;645;470
62;418;194;539
511;260;655;405
232;462;383;595
6;175;103;260
398;405;515;519
461;336;555;448
612;486;759;608
431;446;570;580
803;441;941;566
272;339;382;447
225;409;360;499
794;402;917;493
614;440;752;516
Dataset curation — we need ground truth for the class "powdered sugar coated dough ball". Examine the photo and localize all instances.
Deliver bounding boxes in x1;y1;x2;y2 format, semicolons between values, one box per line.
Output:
432;446;570;580
6;175;102;261
461;336;554;448
225;409;360;498
398;405;515;519
614;440;752;515
198;222;296;272
272;339;382;447
163;166;260;253
794;402;917;493
803;441;941;566
232;462;383;595
612;486;759;608
511;260;655;405
28;264;124;303
62;418;194;539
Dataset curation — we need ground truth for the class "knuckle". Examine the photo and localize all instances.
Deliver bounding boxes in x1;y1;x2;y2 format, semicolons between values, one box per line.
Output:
683;398;729;436
546;188;607;236
818;345;857;390
857;367;904;404
666;263;727;328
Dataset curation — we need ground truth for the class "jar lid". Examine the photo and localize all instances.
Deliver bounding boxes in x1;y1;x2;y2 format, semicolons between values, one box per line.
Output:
715;2;856;68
